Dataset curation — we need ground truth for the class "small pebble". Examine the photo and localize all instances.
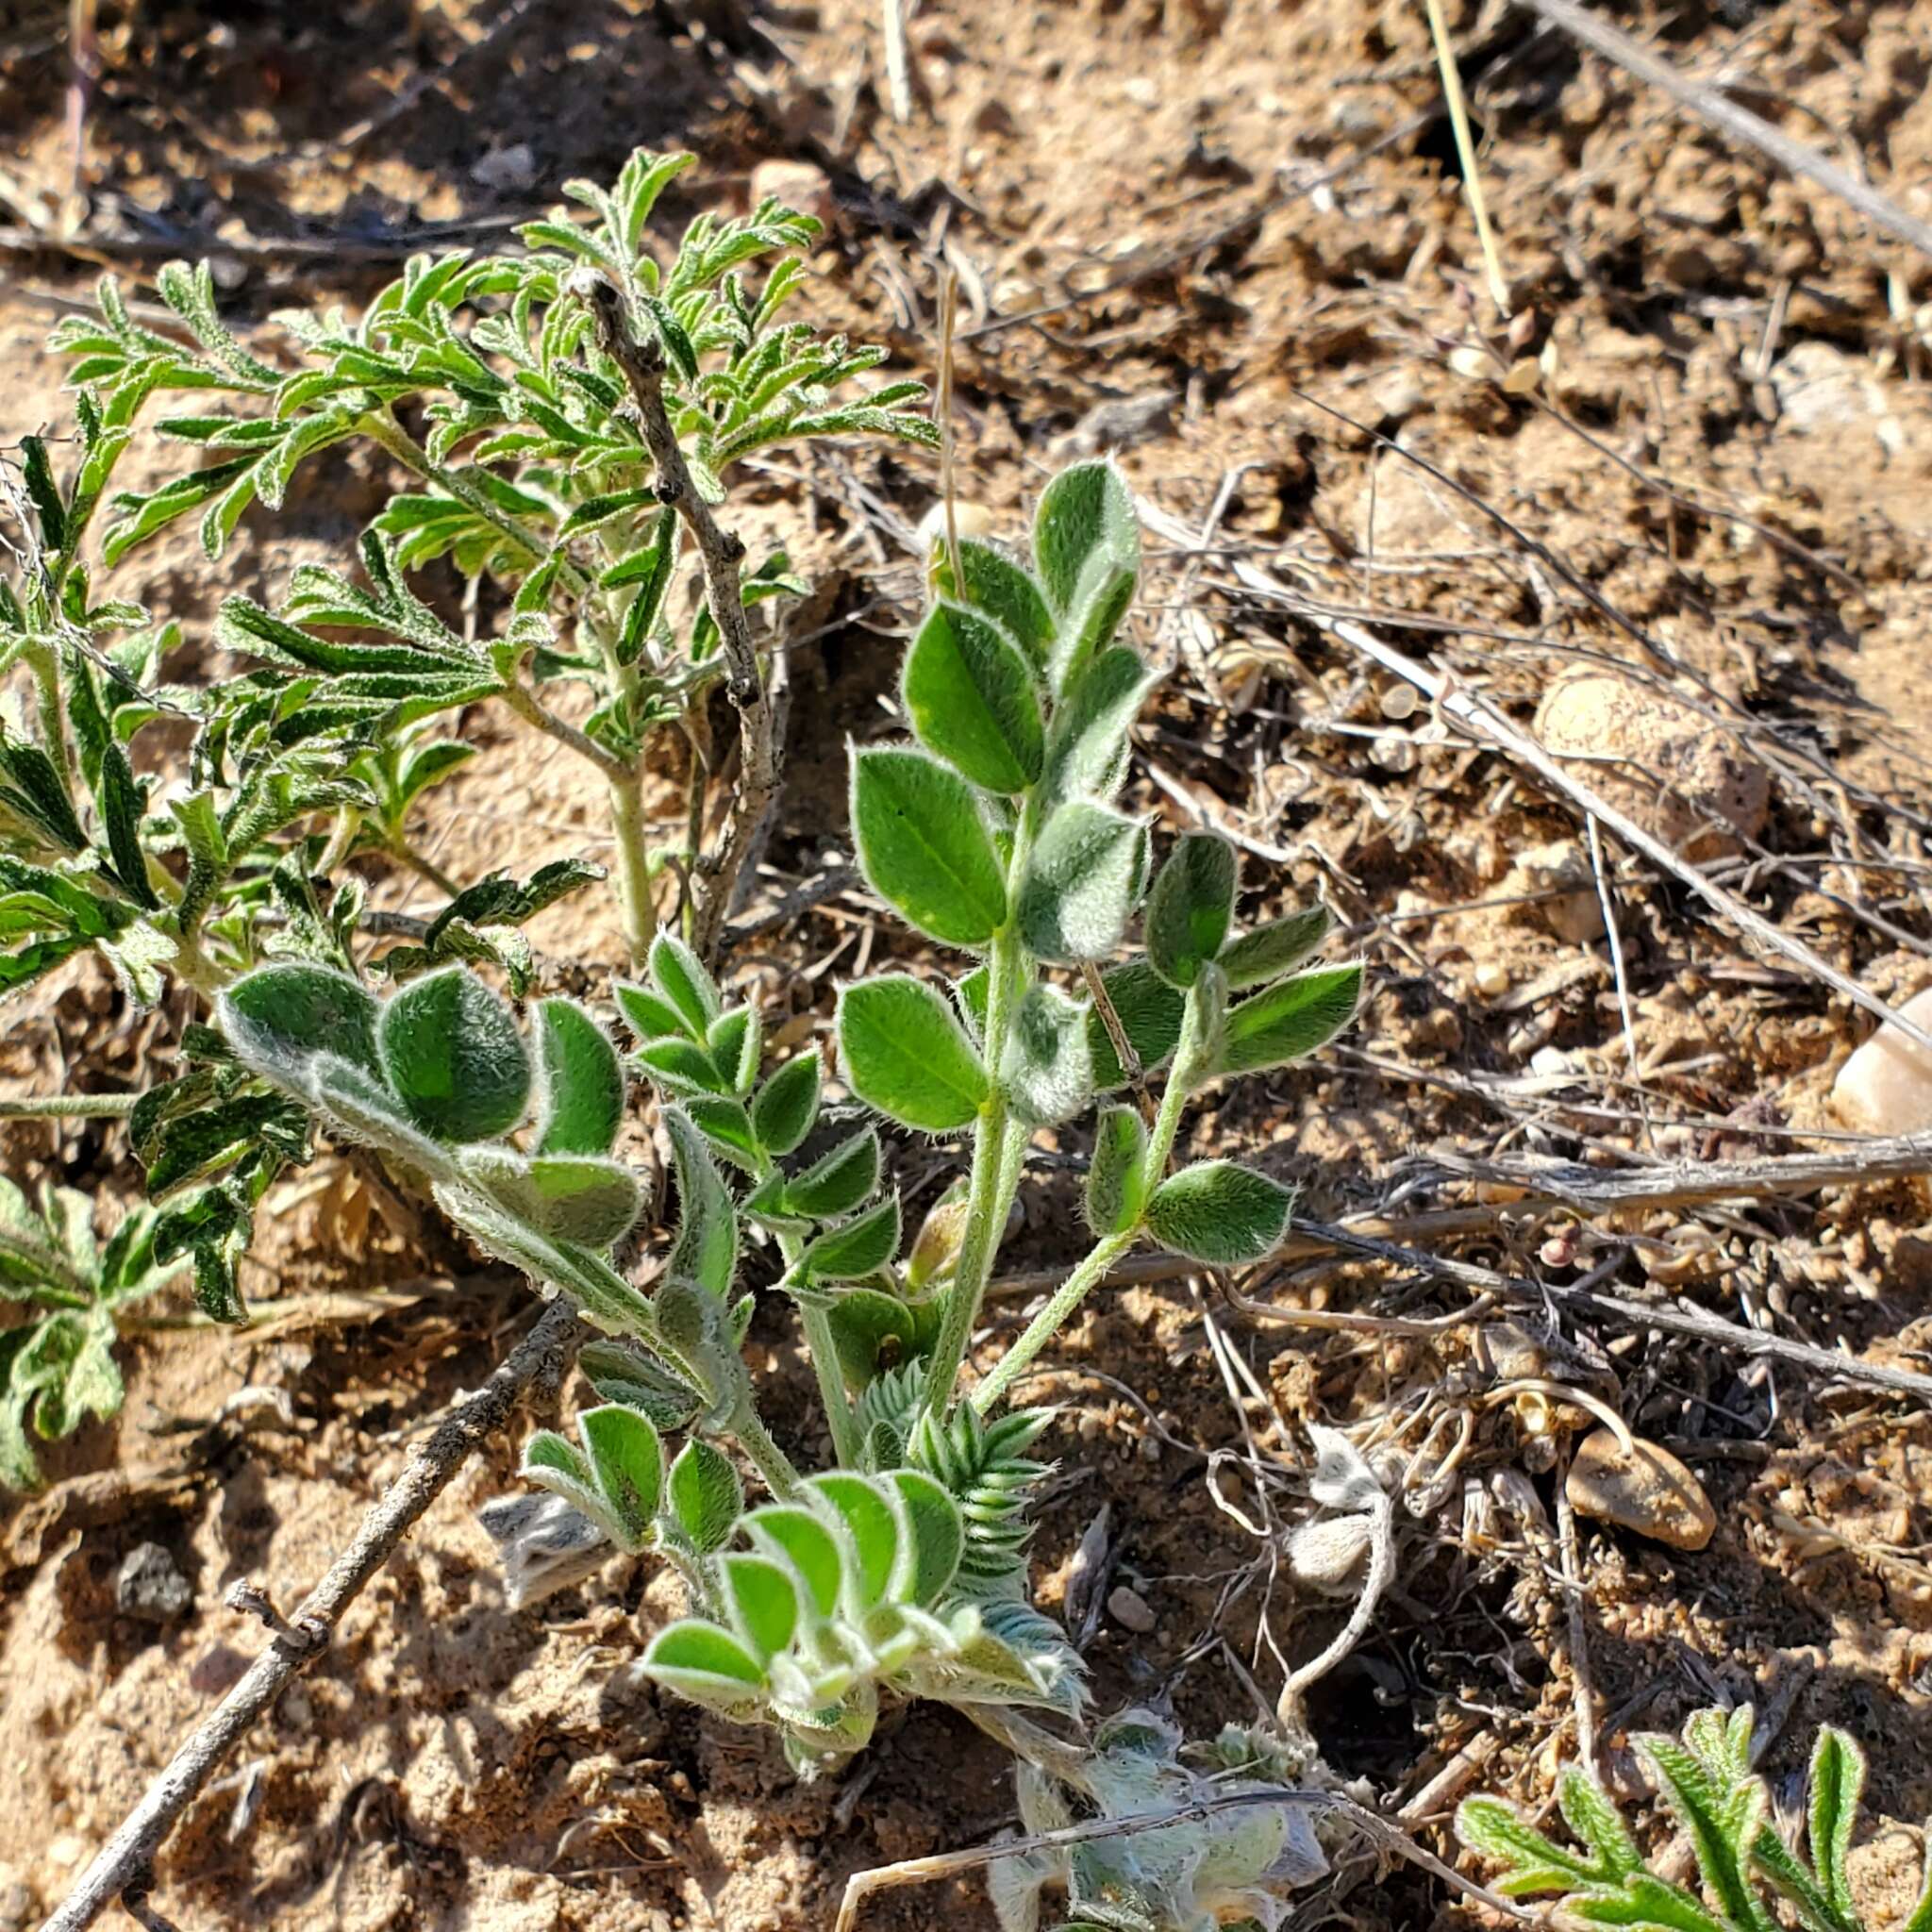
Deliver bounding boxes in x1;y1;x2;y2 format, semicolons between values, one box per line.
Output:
1107;1585;1157;1634
1473;960;1510;999
1832;987;1932;1136
115;1541;192;1624
1566;1427;1716;1551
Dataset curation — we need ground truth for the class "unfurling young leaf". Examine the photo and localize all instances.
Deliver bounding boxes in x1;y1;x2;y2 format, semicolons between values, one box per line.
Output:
668;1438;745;1552
1015;804;1149;963
838;977;989;1132
379;966;532;1142
850;746;1007;948
532;998;626;1158
1144;831;1236;988
1084;1105;1148;1237
1143;1161;1292;1265
1032;460;1141;693
1000;982;1092;1126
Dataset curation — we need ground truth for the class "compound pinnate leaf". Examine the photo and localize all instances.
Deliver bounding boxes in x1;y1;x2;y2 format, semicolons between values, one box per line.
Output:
1015;803;1148;963
720;1552;802;1661
851;747;1006;949
1212;964;1362;1079
648;932;721;1036
751;1051;821;1157
379;967;532;1142
901;602;1044;795
838;977;989;1132
579;1402;664;1546
222;963;380;1080
745;1505;843;1618
1220;905;1333;990
1000;981;1091;1126
1144;831;1236;989
668;1438;744;1552
532;998;625;1158
1084;1105;1148;1237
642;1620;767;1710
801;1194;901;1283
944;539;1055;672
1144;1161;1292;1265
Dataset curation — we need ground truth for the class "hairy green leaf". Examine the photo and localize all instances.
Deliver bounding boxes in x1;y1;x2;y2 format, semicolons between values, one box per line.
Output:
850;747;1007;949
838;977;989;1132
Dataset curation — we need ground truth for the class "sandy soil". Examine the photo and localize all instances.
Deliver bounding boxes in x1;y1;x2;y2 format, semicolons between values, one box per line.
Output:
4;1;1932;1927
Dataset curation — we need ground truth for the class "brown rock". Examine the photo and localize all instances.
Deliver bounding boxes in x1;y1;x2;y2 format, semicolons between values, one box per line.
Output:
1534;674;1771;861
749;159;836;232
1845;1824;1929;1932
1566;1427;1716;1551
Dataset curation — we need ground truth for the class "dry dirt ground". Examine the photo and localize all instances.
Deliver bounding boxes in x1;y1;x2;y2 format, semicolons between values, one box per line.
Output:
5;1;1932;1928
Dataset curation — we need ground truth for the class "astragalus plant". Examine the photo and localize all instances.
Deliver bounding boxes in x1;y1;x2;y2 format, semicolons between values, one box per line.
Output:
267;458;1357;1840
1459;1704;1932;1932
0;148;931;1478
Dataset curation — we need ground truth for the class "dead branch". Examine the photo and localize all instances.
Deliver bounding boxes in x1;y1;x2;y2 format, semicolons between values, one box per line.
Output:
1518;0;1932;265
586;278;785;962
833;1784;1535;1932
39;1299;580;1932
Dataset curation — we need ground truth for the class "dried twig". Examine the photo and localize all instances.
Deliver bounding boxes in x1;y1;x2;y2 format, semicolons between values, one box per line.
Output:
1517;0;1932;264
832;1784;1536;1932
1320;614;1932;1057
587;278;784;961
39;1299;579;1932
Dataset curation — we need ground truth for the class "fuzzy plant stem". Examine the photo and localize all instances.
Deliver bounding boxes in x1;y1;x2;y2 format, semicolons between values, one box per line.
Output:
972;990;1205;1414
730;1397;805;1500
585;278;780;962
757;1155;862;1469
0;1091;139;1121
921;806;1043;1417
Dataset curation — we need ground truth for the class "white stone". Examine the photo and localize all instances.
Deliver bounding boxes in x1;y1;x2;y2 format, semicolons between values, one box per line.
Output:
1833;986;1932;1136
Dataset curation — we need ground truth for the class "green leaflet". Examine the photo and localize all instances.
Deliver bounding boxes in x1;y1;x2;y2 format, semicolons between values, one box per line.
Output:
901;602;1044;795
1015;803;1148;963
1144;831;1236;989
850;746;1007;949
1143;1161;1292;1266
838;977;989;1132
